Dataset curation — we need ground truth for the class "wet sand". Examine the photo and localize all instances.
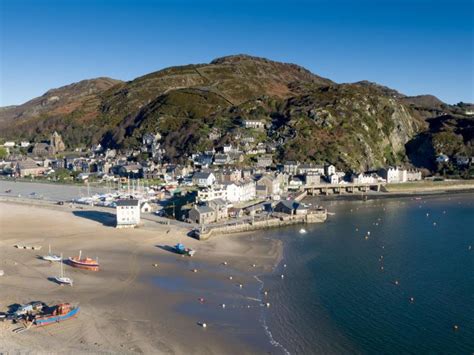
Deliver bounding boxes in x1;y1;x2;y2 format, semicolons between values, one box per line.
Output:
0;202;282;354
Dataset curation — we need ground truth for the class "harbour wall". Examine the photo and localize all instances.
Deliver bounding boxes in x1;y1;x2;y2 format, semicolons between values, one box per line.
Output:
198;210;327;240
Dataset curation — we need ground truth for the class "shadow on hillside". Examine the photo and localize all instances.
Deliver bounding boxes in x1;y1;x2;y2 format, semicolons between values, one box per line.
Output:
72;210;116;227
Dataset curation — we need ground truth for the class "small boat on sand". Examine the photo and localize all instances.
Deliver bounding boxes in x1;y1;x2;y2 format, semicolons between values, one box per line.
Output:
33;303;79;326
174;243;196;257
43;245;62;262
68;250;99;271
54;254;73;286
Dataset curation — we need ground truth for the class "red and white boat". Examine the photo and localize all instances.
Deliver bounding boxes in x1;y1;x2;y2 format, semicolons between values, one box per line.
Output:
68;250;99;271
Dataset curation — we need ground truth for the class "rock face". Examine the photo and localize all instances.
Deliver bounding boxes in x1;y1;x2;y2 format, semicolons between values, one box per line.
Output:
0;55;471;171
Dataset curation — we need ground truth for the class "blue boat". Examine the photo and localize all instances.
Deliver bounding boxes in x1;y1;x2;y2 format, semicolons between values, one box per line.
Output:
33;303;79;326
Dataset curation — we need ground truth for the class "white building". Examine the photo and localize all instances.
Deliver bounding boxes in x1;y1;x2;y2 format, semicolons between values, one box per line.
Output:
116;199;140;228
329;174;339;184
242;120;265;129
197;186;227;202
225;180;256;203
325;164;336;177
3;141;15;148
20;141;30;148
192;171;216;187
351;173;377;184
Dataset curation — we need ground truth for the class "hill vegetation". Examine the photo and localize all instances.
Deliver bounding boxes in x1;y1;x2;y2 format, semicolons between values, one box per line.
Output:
0;54;472;172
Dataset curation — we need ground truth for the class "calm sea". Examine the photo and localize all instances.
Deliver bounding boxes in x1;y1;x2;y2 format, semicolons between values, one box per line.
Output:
260;194;474;354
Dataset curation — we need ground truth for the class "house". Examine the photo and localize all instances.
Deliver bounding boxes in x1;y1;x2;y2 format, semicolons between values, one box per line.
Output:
242;120;265;129
32;143;55;157
289;176;304;189
15;158;46;177
192;171;216;187
214;154;231;165
207;199;229;221
329;174;339;184
140;202;153;213
257;175;281;196
325;164;336;177
304;172;321;185
225;180;256;202
406;169;422;181
188;204;216;225
3;141;15;148
218;169;242;183
193;153;214;167
283;161;299;175
379;167;408;184
116;199;140;228
351;173;377;184
117;164;142;178
20;141;30;148
256;155;273;168
298;164;325;175
197;186;227;202
273;199;307;215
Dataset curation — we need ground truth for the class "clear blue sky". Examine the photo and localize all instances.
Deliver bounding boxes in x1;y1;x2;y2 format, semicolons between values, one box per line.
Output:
0;0;473;106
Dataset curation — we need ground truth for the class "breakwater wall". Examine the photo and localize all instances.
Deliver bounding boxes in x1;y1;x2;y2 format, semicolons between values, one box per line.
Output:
198;210;327;240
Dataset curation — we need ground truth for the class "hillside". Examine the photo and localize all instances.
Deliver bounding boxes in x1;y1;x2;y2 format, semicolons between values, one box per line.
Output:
0;55;472;171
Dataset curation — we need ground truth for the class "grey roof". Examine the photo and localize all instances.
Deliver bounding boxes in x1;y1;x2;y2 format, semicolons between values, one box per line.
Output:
193;171;213;179
116;199;139;207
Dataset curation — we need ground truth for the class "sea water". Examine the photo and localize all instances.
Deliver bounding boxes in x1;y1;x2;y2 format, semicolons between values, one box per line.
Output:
260;194;474;354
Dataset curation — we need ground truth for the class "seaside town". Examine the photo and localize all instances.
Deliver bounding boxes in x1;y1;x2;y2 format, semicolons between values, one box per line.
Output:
1;130;473;236
3;129;471;235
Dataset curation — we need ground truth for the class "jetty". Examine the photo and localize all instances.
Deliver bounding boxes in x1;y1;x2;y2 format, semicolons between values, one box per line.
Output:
196;209;327;240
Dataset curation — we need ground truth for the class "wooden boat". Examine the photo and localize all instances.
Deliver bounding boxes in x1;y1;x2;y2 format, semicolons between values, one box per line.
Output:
68;250;99;271
33;303;79;326
54;254;73;286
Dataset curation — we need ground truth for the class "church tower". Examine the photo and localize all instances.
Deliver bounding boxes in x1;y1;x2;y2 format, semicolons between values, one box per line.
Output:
50;131;65;152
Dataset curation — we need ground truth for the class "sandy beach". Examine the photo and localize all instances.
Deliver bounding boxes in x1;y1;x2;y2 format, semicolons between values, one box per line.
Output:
0;201;282;354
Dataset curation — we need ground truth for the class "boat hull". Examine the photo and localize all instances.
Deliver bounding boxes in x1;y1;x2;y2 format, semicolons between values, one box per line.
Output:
34;307;79;327
68;258;99;271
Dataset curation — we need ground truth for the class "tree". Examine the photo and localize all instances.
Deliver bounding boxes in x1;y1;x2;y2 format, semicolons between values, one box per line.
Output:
0;147;8;159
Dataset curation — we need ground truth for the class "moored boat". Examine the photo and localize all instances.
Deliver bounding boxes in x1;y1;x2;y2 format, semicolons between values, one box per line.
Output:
68;250;99;271
42;245;62;262
174;243;195;257
33;303;79;326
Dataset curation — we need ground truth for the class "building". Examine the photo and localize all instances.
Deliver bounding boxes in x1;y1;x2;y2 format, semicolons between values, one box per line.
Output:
15;158;46;177
192;171;216;187
379;167;414;184
197;186;227;202
256;155;273;169
214;154;231;165
273;199;307;215
329;174;339;184
32;143;55;157
298;164;325;175
225;180;256;202
325;164;336;177
50;131;66;152
283;161;299;175
188;204;216;225
207;199;229;221
406;169;422;181
351;173;377;184
256;175;281;197
116;199;140;228
242;120;265;129
3;141;15;148
304;172;321;185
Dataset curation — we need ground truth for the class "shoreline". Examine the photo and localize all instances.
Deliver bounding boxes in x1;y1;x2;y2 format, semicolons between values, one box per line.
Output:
0;201;284;354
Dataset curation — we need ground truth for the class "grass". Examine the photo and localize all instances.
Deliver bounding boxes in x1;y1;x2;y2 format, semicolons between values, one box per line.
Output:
386;179;474;192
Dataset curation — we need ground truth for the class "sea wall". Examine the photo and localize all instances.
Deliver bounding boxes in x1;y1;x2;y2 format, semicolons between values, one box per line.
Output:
198;210;327;240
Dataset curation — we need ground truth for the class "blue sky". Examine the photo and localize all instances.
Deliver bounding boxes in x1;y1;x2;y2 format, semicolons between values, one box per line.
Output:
0;0;473;105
